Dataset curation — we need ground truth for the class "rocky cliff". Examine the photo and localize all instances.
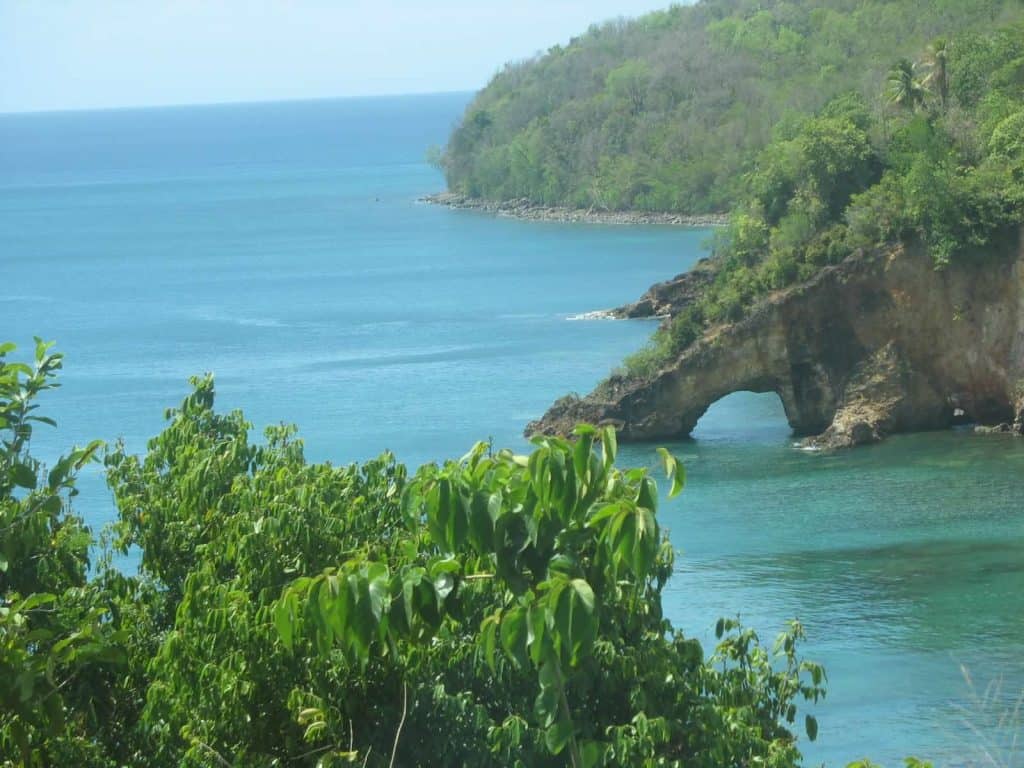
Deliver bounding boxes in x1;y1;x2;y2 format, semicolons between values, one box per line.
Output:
609;258;719;320
528;229;1024;448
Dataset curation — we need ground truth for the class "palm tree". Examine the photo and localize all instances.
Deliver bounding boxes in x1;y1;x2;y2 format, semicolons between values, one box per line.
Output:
921;38;950;108
885;59;926;111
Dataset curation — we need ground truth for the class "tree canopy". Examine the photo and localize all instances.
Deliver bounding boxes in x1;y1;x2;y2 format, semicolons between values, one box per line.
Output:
600;20;1024;380
2;342;836;767
440;0;1024;215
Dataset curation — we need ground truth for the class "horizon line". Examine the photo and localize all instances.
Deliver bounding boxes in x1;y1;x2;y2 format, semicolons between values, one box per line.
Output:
0;87;478;118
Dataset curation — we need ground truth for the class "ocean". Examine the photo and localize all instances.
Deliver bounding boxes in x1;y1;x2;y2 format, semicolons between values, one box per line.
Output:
2;92;1022;766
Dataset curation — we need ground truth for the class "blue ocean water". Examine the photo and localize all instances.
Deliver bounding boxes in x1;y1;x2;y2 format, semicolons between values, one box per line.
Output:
2;93;1023;766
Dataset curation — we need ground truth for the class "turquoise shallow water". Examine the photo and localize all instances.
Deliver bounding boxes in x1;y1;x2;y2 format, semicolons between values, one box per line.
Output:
2;94;1023;766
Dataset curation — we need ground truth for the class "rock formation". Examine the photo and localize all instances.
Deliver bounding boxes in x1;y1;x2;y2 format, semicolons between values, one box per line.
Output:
528;228;1024;448
609;258;718;320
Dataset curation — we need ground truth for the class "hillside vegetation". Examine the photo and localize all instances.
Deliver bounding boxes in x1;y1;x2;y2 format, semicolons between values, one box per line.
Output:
441;0;1024;214
618;19;1024;378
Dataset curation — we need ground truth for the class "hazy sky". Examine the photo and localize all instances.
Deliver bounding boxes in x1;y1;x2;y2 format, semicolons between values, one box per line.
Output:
0;1;676;113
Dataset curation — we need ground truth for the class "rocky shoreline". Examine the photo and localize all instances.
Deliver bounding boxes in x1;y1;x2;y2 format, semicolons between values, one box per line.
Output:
421;192;729;228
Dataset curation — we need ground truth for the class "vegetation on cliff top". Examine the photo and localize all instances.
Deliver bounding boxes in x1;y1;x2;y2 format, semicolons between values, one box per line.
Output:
440;0;1024;215
615;20;1024;380
3;341;839;767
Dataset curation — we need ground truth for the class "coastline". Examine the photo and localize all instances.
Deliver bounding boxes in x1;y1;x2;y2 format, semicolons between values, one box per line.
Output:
421;192;729;227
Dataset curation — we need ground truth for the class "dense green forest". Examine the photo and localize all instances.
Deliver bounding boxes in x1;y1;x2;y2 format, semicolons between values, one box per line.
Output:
617;18;1024;378
441;0;1024;215
2;340;844;766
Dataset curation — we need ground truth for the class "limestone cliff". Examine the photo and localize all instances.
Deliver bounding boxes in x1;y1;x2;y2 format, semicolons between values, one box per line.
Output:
528;229;1024;448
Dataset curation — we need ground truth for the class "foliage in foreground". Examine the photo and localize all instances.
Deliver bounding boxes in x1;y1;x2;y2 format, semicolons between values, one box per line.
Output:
0;341;835;766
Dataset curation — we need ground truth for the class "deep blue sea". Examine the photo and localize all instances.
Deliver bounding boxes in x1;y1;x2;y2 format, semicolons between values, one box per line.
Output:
2;93;1023;767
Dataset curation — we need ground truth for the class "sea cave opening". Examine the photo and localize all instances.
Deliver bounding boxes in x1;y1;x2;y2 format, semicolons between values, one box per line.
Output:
690;390;792;444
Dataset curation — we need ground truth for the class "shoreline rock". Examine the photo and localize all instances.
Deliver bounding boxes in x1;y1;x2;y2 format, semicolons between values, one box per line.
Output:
421;192;729;228
609;258;719;321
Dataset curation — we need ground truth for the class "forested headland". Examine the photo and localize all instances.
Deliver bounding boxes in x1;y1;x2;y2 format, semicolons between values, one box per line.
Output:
441;0;1023;216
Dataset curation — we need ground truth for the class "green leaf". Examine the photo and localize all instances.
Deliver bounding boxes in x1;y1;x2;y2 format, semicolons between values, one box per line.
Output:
580;740;603;768
500;606;529;668
637;475;658;512
633;507;658;578
573;581;598;663
42;689;65;733
468;491;495;553
528;603;547;666
11;462;37;490
366;563;390;622
323;574;352;639
16;593;56;612
534;679;560;727
275;596;295;651
569;578;595;613
805;714;818;742
538;656;559;690
656;447;686;497
34;337;55;362
544;718;574;755
555;579;596;665
600;425;617;469
38;493;61;518
481;613;499;672
12;720;30;766
47;455;73;489
400;485;422;527
572;430;594;485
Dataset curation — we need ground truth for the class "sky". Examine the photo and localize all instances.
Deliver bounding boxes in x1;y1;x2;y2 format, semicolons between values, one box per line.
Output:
0;0;676;113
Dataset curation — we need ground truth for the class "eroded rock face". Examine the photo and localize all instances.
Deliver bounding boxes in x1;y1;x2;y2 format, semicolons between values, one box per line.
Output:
527;228;1024;448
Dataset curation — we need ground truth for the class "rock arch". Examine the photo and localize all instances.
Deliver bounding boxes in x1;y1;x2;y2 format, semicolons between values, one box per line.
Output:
528;230;1024;448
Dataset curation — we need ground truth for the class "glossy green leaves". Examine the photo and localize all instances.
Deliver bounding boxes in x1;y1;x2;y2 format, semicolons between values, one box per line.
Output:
1;348;839;767
274;424;689;766
1;341;123;765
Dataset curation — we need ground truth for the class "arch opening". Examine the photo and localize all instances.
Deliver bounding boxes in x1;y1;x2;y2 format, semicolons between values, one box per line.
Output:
690;390;793;444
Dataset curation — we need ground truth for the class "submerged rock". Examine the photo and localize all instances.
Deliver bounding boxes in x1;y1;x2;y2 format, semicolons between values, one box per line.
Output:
527;227;1024;449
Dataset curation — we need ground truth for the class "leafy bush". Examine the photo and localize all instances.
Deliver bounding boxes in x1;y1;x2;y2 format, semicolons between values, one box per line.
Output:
2;346;831;766
0;341;121;767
